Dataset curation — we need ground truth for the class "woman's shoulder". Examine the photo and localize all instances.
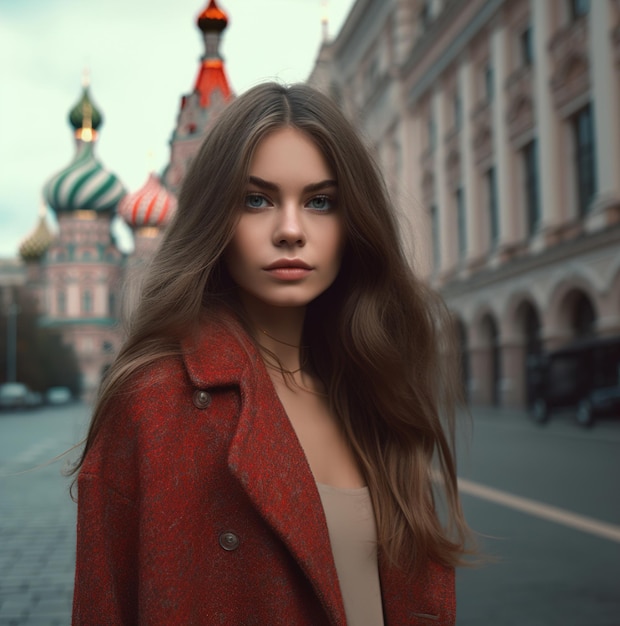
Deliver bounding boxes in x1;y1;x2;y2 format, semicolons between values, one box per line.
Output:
89;355;189;445
80;348;226;478
180;311;261;388
99;314;257;425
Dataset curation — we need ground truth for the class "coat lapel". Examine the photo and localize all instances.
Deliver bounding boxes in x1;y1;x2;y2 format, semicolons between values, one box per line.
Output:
182;316;346;625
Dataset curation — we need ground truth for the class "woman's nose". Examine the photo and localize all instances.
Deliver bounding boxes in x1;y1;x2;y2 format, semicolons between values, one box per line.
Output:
273;205;306;247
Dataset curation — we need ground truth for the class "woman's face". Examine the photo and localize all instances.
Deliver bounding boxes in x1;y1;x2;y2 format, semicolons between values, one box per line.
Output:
225;127;344;313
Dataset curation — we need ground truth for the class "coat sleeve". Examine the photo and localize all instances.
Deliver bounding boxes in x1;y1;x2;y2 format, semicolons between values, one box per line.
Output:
71;361;175;625
72;472;140;625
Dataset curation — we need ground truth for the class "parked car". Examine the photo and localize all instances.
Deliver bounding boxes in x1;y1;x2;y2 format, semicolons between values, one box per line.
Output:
530;335;620;427
46;386;72;405
0;382;30;410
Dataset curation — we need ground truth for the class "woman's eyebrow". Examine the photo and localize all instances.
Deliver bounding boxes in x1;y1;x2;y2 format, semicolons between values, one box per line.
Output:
248;176;338;194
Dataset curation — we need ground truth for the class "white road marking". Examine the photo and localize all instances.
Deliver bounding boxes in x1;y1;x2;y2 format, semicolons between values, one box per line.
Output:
458;477;620;544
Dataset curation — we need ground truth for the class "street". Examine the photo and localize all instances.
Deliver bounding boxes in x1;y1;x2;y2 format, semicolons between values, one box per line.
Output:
456;408;620;625
1;403;619;625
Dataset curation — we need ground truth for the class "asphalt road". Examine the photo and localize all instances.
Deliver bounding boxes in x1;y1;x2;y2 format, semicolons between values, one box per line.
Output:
456;407;620;626
1;403;619;625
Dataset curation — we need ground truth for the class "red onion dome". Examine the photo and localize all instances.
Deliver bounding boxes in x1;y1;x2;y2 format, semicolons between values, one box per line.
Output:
118;173;177;229
197;0;228;33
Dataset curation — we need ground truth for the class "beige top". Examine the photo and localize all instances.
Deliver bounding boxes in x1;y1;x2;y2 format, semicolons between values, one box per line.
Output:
316;483;384;626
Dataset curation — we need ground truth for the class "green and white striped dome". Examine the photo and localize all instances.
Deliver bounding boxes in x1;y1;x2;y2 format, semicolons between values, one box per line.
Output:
44;140;126;214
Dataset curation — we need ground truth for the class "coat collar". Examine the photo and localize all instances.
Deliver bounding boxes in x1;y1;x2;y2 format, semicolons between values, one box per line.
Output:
181;314;347;625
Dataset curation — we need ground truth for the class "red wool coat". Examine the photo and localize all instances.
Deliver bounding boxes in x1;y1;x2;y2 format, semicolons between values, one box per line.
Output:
73;316;456;625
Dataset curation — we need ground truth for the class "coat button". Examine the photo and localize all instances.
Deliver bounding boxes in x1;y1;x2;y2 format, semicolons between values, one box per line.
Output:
192;389;212;409
219;531;240;551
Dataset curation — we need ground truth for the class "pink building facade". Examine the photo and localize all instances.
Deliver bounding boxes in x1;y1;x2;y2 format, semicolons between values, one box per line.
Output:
310;0;620;408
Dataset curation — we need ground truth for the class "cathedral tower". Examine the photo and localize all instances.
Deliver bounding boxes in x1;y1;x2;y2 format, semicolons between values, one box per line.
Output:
162;0;234;195
42;79;126;396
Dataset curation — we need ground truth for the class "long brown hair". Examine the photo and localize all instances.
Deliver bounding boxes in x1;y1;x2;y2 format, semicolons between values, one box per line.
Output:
73;82;471;573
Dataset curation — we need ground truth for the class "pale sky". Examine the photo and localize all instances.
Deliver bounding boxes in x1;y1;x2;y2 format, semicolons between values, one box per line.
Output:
0;0;356;258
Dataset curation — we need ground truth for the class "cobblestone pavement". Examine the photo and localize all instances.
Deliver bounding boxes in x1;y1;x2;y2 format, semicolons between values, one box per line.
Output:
0;404;88;626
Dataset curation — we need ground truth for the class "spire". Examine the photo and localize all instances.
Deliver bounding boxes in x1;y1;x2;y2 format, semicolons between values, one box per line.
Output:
69;70;102;142
193;0;232;107
321;0;329;42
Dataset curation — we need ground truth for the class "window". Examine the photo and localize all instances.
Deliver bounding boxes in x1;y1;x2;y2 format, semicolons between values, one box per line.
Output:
420;0;432;30
569;0;589;20
456;187;467;260
57;291;66;315
453;91;462;131
83;291;92;314
430;204;440;270
366;58;379;90
484;63;494;103
428;114;436;151
520;26;533;67
487;167;499;249
572;104;597;216
523;140;540;236
108;293;116;317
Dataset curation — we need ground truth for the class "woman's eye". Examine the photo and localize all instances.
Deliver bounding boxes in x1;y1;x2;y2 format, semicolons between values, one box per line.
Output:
307;195;333;211
245;194;269;209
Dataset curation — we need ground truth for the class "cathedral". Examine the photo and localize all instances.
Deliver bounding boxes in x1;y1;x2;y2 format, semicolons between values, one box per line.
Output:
17;0;233;397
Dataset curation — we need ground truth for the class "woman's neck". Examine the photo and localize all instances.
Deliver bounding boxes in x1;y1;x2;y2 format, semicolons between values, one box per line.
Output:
238;294;306;375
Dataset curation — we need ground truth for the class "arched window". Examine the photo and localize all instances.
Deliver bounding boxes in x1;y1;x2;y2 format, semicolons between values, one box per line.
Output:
454;317;469;402
572;293;596;338
481;314;501;406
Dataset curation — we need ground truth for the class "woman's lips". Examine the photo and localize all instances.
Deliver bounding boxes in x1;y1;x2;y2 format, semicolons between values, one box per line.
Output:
265;267;312;280
264;259;312;280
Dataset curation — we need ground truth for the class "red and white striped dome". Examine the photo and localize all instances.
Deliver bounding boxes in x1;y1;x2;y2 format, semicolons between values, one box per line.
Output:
118;173;177;229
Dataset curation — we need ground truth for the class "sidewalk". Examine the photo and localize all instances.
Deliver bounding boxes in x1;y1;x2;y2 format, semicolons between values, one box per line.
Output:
0;406;85;626
0;506;75;625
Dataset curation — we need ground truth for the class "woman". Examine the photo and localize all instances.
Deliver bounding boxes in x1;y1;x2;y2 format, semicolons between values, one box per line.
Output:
72;82;471;625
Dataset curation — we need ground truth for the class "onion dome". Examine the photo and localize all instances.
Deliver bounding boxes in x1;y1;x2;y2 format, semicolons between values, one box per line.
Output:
44;81;125;214
197;0;228;33
69;86;103;139
44;141;125;214
118;173;177;229
19;210;54;262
